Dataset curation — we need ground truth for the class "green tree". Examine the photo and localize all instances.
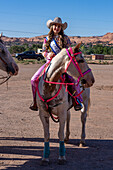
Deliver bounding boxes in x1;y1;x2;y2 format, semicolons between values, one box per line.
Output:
9;43;43;54
9;45;25;54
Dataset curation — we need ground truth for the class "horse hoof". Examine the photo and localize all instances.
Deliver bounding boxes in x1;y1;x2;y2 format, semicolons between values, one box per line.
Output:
79;142;86;148
64;138;69;143
40;159;50;166
58;159;67;165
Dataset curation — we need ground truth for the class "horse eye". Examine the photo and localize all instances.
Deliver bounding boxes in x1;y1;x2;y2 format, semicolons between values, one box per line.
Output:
0;48;5;53
2;49;5;54
78;59;84;63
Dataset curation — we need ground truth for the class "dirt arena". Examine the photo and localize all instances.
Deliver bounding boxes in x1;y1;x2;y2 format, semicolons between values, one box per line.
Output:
0;63;113;170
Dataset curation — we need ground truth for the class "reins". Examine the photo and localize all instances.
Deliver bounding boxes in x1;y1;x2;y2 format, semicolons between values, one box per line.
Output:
66;48;83;78
0;75;11;85
37;77;63;104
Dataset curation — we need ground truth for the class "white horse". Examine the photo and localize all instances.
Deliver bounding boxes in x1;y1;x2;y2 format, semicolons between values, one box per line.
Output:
0;34;18;79
36;43;95;165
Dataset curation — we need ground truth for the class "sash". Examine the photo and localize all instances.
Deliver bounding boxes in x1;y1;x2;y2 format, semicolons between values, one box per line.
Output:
46;36;61;55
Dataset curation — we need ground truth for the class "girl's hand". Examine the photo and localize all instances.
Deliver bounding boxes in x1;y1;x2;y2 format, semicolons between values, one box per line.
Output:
47;52;55;60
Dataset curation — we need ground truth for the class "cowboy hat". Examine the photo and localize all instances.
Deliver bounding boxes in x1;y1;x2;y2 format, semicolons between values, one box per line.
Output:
46;17;68;30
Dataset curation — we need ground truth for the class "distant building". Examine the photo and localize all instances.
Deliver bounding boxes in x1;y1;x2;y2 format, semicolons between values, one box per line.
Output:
37;48;42;54
92;54;104;60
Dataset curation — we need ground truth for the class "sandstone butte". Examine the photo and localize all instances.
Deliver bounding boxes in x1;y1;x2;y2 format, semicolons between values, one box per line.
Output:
1;32;113;46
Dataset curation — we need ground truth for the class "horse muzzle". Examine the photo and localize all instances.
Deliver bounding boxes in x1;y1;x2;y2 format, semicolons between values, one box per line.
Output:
81;77;95;88
7;62;19;76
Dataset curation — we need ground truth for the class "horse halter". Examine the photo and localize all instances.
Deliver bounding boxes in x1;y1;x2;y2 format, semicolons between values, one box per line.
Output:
0;51;11;85
66;47;91;82
0;41;9;66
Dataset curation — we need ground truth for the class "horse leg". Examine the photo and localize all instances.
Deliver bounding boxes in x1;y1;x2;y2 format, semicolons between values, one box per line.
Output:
39;111;50;165
58;113;67;164
64;110;70;143
79;99;90;147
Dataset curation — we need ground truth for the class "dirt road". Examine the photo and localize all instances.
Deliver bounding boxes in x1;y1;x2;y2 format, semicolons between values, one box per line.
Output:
0;63;113;170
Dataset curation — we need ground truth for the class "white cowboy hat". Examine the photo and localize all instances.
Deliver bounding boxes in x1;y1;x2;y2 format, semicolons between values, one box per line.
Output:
46;17;68;30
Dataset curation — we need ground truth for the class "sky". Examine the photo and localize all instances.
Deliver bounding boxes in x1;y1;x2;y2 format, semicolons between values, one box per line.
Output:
0;0;113;38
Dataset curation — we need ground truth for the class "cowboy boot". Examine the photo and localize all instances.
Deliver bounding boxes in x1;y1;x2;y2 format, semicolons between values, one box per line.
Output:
29;96;38;111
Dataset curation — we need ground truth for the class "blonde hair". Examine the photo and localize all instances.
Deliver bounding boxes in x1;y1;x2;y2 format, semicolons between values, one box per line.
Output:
45;25;65;51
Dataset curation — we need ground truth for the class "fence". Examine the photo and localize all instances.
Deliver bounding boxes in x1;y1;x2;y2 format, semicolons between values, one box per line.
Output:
84;55;113;60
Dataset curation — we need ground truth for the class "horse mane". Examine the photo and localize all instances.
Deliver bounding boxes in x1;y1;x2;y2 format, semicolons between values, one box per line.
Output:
49;66;64;82
46;49;67;82
0;39;4;44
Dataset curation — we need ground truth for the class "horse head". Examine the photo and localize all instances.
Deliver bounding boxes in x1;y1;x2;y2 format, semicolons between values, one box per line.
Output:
65;43;95;88
47;42;95;88
0;33;19;76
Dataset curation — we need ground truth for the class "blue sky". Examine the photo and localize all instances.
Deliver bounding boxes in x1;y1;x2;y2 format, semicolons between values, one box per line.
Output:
0;0;113;37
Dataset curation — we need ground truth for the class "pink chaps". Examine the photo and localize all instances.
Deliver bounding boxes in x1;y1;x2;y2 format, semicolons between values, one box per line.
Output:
31;60;83;102
31;59;50;100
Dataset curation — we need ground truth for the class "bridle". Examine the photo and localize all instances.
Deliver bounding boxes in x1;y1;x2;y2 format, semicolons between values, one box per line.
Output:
0;75;11;85
66;47;91;83
42;47;91;86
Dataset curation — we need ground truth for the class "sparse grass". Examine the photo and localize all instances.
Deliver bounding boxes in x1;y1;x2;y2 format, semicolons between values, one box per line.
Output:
87;59;113;65
14;57;46;65
13;57;113;65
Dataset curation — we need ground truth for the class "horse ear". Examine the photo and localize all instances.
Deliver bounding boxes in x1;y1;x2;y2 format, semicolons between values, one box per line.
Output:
0;32;3;39
0;33;4;44
74;42;82;52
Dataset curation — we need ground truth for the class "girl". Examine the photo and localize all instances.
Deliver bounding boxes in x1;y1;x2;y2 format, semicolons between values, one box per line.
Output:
30;17;83;111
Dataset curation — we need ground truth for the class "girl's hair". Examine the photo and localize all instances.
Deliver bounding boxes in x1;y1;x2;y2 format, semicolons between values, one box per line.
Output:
45;25;65;51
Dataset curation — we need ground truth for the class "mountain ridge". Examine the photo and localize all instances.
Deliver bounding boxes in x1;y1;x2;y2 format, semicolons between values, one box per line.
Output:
2;32;113;46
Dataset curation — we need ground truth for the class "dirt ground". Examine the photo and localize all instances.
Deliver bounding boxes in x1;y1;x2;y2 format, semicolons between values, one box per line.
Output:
0;63;113;170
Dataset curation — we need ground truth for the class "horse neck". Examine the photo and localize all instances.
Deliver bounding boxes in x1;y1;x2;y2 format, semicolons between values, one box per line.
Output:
46;49;67;83
42;50;67;95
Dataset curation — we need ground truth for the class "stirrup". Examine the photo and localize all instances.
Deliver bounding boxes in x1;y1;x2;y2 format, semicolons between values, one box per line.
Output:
74;98;83;111
74;104;82;111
